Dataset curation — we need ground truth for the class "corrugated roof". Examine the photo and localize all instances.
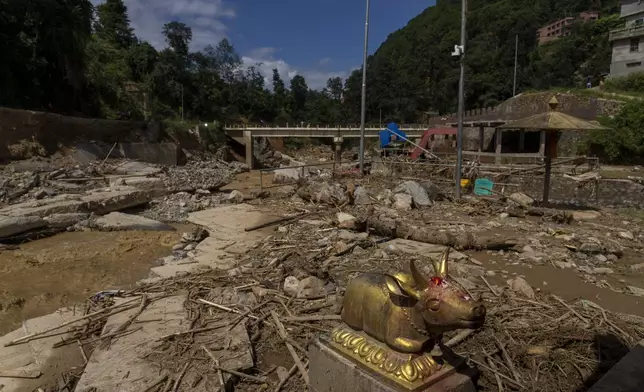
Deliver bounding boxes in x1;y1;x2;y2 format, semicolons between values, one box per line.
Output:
497;96;610;131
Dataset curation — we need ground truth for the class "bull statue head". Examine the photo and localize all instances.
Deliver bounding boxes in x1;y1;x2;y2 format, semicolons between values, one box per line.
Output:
384;248;486;334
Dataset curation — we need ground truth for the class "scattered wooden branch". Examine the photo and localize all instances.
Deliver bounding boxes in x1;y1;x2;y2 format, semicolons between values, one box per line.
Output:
5;297;142;347
0;370;42;379
172;362;190;392
139;372;169;392
99;295;149;349
202;346;267;384
270;311;310;384
281;315;341;322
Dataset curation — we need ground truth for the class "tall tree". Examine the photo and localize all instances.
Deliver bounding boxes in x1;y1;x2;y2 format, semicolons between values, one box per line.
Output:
162;21;192;57
94;0;135;49
326;77;343;101
290;75;308;121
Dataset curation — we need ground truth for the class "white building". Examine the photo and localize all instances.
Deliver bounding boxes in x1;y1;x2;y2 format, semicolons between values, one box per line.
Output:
609;0;644;77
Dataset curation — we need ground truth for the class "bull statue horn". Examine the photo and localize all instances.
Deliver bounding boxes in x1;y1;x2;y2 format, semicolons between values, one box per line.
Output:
431;247;450;278
409;260;429;290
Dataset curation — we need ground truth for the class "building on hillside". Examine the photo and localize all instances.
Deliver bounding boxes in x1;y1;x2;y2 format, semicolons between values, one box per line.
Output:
609;0;644;78
536;11;599;45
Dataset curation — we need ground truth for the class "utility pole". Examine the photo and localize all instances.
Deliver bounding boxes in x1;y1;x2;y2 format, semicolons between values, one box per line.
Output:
513;34;518;96
454;0;467;198
359;0;370;175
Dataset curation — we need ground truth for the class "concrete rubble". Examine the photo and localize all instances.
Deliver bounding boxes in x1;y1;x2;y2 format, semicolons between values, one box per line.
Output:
3;146;644;392
0;152;250;241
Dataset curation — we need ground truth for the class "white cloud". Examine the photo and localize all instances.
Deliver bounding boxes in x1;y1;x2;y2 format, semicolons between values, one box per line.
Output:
318;57;332;66
242;49;348;91
91;0;235;49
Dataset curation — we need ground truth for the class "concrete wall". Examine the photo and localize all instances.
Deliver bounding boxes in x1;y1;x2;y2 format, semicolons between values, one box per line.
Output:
0;106;159;162
514;176;644;208
609;37;644;77
621;0;644;18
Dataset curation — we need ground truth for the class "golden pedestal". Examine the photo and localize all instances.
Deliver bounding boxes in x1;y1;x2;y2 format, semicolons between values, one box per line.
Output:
324;326;471;392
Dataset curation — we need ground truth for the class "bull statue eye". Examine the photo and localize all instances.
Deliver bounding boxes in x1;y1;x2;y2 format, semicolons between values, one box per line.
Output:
426;299;440;312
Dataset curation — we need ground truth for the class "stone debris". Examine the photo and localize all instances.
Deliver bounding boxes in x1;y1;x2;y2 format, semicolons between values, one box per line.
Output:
94;212;175;232
394;180;432;207
393;193;413;210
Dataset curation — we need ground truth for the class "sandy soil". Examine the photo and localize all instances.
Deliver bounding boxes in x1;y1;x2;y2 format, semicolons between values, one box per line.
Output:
0;226;189;335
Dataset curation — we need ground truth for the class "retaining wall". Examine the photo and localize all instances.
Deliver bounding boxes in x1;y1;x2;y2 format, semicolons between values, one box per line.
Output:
0;107;159;162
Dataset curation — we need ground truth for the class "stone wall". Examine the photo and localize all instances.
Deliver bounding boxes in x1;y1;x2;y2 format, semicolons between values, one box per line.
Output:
513;176;644;208
0;106;158;162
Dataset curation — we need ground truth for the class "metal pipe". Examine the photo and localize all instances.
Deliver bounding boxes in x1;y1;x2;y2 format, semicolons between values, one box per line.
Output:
359;0;371;175
383;128;439;160
455;0;467;198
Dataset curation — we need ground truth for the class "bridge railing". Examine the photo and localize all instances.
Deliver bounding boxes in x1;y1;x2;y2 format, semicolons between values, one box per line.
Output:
224;105;501;129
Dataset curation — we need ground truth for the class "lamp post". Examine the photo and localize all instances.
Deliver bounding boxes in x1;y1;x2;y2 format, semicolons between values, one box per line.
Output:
454;0;467;198
358;0;370;175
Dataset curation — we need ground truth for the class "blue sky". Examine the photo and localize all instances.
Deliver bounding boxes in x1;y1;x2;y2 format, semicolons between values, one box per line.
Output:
100;0;435;89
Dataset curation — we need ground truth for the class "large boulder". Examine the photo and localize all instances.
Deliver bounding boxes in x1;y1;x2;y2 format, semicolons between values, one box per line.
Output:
394;181;432;207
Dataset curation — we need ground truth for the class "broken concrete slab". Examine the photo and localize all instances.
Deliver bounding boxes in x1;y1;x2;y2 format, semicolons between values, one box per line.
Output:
74;295;189;392
0;195;85;218
43;213;89;229
149;205;278;278
0;189;151;218
0;215;47;238
109;176;168;197
0;307;86;392
95;212;175;232
81;188;151;215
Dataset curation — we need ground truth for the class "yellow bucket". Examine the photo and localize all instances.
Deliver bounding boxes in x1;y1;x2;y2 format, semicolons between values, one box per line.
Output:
460;179;470;188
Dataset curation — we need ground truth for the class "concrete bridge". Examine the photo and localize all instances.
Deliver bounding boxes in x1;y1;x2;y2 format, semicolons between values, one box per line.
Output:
223;125;430;139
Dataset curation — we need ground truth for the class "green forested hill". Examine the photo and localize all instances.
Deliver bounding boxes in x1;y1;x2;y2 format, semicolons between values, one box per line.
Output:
343;0;622;123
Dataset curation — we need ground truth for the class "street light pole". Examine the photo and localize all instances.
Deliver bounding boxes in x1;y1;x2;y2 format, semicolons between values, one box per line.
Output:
359;0;370;175
513;34;518;96
455;0;467;198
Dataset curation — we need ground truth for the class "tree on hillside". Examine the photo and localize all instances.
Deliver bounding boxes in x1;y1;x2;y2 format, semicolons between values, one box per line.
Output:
290;75;308;121
94;0;135;49
326;77;343;101
163;21;192;57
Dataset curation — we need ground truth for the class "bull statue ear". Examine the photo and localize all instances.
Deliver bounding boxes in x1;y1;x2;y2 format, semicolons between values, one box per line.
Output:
431;247;450;278
409;260;429;290
384;274;421;300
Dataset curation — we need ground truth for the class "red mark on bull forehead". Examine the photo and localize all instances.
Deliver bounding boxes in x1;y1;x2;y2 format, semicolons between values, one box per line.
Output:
429;276;473;301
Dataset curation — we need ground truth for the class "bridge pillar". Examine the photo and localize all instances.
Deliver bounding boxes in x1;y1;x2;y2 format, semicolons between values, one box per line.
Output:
495;129;503;164
243;130;254;169
333;136;344;167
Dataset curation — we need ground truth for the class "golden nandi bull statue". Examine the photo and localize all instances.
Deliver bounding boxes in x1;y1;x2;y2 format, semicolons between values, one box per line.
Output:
328;248;486;390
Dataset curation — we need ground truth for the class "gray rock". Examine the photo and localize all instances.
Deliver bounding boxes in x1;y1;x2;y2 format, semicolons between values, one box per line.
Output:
297;276;327;299
337;230;368;242
507;277;535;299
595;254;608;263
627;286;644;298
393;193;413;210
0;215;48;238
419;180;444;201
509;192;535;206
572;210;601;221
227;190;244;204
593;267;614;275
394;181;432;207
630;263;644;272
619;231;635;240
580;242;603;254
274;168;301;183
95;212;175;232
353;186;371;205
283;276;300;297
337;212;358;230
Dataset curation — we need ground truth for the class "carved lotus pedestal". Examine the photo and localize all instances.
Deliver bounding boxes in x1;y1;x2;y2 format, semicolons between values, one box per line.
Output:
309;326;477;392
